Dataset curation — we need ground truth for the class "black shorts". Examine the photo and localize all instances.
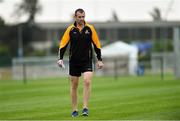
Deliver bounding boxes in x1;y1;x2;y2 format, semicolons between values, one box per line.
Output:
69;61;93;77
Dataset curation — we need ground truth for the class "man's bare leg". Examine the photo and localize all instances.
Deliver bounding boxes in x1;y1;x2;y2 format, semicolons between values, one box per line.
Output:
83;72;93;109
70;76;79;111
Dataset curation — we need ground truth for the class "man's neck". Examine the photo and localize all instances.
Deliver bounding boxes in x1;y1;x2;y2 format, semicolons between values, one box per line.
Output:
77;23;84;31
77;23;84;28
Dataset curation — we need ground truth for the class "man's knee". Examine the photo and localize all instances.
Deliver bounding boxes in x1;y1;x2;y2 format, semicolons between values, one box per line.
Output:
71;80;79;90
84;79;91;87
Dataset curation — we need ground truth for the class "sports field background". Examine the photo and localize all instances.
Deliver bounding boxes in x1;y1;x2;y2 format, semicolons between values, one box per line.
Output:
0;75;180;120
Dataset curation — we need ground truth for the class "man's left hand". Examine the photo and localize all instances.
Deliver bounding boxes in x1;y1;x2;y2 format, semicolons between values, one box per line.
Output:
96;61;104;69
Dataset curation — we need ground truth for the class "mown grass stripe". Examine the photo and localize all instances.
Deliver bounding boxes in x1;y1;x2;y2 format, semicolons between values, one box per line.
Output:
0;75;180;120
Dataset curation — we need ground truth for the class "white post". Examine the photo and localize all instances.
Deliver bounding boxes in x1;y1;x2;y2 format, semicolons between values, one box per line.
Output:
18;25;23;58
173;27;180;79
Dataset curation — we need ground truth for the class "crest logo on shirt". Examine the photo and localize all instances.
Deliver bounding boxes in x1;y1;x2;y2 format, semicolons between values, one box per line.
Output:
85;30;90;34
73;32;77;34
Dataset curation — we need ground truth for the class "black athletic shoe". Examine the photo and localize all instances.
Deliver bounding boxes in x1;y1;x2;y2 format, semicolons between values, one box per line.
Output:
81;108;88;116
71;111;78;117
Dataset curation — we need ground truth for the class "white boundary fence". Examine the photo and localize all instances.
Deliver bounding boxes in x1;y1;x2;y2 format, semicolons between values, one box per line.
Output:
12;56;68;81
12;56;133;81
11;53;175;81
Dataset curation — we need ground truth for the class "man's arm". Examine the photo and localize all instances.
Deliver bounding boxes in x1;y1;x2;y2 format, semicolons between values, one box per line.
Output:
88;25;104;69
57;25;72;67
89;25;102;61
58;26;72;60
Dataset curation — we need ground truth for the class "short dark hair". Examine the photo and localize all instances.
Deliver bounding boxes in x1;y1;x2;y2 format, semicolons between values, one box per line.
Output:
75;8;85;16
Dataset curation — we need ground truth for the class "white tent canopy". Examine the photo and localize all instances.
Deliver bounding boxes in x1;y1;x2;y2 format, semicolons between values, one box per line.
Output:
101;41;138;75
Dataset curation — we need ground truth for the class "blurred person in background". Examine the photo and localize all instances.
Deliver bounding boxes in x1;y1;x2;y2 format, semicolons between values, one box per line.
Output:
57;8;104;117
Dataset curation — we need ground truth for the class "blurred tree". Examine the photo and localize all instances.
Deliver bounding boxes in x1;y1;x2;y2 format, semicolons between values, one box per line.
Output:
0;0;42;57
15;0;41;24
112;10;119;22
0;17;5;27
150;7;163;21
0;15;12;66
0;17;6;45
0;0;4;26
13;0;42;57
0;24;18;56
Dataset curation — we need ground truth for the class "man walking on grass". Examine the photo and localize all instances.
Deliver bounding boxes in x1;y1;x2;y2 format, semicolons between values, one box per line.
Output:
57;8;104;117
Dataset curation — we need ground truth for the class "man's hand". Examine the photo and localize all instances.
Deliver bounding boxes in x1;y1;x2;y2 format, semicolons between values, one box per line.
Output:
96;61;104;69
57;59;65;68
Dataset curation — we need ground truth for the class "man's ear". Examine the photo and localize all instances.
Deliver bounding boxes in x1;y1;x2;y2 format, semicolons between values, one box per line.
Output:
73;15;76;21
74;15;76;19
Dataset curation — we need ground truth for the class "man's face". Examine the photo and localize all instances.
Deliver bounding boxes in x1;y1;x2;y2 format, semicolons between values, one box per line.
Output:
75;11;85;25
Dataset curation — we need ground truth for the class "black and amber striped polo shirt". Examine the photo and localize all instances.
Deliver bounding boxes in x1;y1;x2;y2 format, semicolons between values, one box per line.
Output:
58;22;102;63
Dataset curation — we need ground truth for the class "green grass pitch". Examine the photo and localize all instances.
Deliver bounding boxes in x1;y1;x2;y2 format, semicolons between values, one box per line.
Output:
0;75;180;120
